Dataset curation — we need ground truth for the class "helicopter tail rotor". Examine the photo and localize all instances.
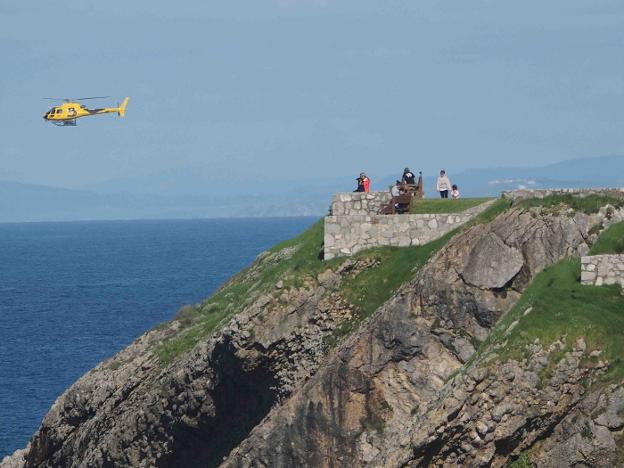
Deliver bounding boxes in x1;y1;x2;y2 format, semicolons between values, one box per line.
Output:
118;97;129;117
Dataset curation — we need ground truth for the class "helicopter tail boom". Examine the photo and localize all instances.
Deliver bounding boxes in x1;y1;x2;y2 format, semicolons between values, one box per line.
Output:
118;97;129;117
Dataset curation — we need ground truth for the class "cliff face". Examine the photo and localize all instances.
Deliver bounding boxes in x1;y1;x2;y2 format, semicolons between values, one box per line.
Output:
4;200;624;468
223;206;623;467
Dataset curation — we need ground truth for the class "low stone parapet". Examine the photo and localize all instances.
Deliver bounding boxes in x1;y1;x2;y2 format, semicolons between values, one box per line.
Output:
330;192;392;216
324;200;494;260
581;255;624;287
502;188;624;201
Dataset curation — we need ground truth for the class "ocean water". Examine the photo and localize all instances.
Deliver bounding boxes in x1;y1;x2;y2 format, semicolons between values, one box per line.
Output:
0;217;318;459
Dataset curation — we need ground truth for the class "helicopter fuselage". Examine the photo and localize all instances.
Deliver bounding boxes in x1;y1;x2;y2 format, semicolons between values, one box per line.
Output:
43;98;128;125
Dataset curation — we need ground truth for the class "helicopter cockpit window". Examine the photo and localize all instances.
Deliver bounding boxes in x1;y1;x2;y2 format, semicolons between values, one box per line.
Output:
56;108;63;114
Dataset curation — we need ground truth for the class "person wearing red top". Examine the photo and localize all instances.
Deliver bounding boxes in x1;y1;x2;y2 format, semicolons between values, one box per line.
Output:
361;173;370;192
354;172;371;192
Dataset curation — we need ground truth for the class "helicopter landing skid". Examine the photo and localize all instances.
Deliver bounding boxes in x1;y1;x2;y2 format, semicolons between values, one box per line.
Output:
52;119;77;126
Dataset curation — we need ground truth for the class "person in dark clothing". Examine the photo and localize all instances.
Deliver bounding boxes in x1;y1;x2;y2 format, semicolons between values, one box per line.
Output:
354;172;369;192
402;167;416;185
354;176;365;192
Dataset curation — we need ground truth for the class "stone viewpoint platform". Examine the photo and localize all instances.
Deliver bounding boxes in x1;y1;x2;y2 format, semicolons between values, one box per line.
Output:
324;193;494;260
324;188;624;261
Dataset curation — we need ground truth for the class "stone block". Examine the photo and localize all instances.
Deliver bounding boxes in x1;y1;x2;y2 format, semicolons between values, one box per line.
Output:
325;222;341;235
398;237;410;247
580;271;596;282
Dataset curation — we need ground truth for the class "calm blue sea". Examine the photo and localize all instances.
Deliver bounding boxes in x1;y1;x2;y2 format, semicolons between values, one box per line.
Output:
0;217;317;458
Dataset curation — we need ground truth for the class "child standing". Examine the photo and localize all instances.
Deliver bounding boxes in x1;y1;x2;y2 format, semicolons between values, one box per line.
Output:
451;184;460;200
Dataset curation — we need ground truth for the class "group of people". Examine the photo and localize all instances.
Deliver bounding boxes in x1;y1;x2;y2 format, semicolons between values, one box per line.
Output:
354;168;460;199
354;172;371;193
435;169;460;199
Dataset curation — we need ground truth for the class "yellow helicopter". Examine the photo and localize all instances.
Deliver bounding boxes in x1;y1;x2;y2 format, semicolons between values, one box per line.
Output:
43;96;129;126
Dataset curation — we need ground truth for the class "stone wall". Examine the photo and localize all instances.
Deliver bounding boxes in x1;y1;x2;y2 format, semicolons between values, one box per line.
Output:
502;187;624;201
580;254;624;287
324;200;494;260
330;192;392;216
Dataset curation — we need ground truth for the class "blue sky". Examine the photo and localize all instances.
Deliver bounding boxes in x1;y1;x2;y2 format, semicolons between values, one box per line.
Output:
2;1;624;192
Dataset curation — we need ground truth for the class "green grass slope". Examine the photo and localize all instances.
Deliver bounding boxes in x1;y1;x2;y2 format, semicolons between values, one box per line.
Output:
475;220;624;386
410;197;493;214
156;199;512;365
516;194;624;214
156;196;619;367
590;221;624;255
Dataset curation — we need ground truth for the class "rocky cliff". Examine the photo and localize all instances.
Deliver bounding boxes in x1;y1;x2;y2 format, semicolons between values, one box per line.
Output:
4;195;624;467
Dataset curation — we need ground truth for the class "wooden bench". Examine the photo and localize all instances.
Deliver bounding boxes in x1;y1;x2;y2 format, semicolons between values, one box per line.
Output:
381;193;413;214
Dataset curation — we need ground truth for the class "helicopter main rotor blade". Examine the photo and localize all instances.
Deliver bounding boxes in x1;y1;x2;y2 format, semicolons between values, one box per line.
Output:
73;96;110;101
43;96;110;102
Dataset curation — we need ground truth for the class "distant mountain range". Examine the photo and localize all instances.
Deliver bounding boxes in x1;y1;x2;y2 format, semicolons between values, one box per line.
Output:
447;155;624;197
0;180;325;222
1;155;623;222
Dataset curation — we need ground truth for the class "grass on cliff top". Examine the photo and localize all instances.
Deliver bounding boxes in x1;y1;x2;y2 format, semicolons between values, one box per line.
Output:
156;197;514;365
157;210;452;363
516;194;624;214
409;197;493;214
476;258;624;385
590;221;624;255
465;197;512;225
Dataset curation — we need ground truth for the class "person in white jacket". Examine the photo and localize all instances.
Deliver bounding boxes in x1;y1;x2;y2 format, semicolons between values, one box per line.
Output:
436;170;452;198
